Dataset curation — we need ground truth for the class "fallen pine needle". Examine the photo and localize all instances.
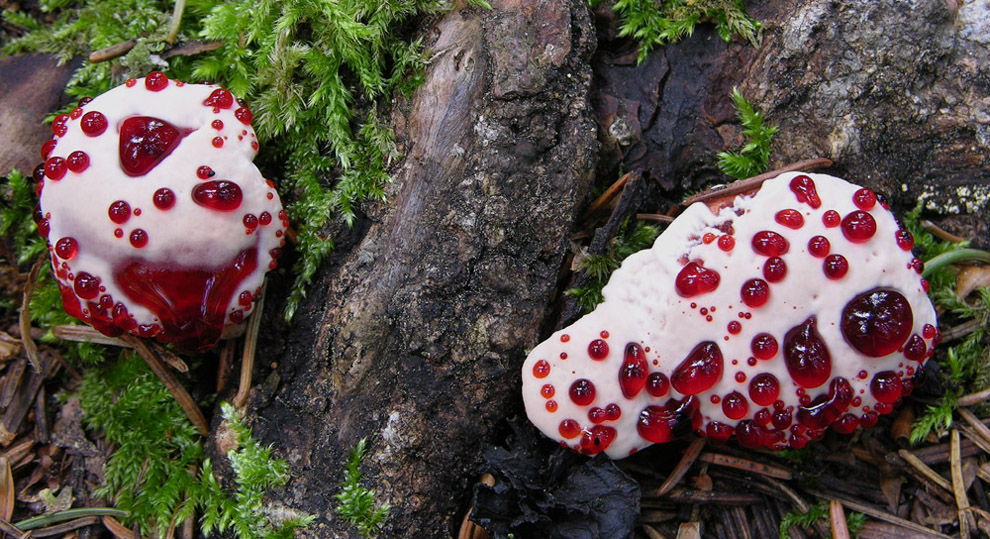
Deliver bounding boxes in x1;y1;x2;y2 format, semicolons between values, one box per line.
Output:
897;449;952;493
697;452;792;480
655;437;706;496
829;500;849;539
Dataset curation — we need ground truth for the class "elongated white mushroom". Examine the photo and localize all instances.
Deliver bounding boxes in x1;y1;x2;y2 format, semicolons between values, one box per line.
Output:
522;172;938;458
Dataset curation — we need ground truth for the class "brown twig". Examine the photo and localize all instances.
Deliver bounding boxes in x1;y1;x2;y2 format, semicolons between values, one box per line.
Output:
952;429;973;537
88;39;137;63
681;158;833;207
580;172;631;222
697;452;793;480
655;437;706;496
958;408;990;451
233;281;266;409
0;458;12;522
806;489;952;538
920;220;967;244
121;335;209;436
636;213;675;224
959;387;990;407
19;259;43;371
52;325;129;347
829;500;850;539
897;449;952;492
101;516;135;539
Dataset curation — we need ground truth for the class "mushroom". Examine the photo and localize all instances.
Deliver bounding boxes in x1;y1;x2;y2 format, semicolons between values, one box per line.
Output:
522;172;938;458
35;72;287;352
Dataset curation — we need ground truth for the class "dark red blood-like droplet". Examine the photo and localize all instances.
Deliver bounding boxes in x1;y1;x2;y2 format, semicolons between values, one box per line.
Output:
808;235;830;258
903;334;927;361
588;338;609;360
41;139;57;160
749;373;779;406
727;321;742;334
153;188;176;210
751;333;778;360
823;254;848;279
533;360;550;378
895;229;914;251
144;71;168;91
831;414;860;434
637;405;676;443
243;214;258;230
706;422;734;444
671;341;723;395
796;378;853;430
763;257;787;283
772;408;793;430
775;209;804;229
675;261;721;297
784;317;831;389
841;288;913;357
197;166;215;179
588;407;606;424
52;114;69;137
923;324;936;339
822;210;841;228
80;111;108;136
570;379;596;406
192;180;243;211
580;425;617;455
741;278;770;308
789;175;822;208
718;235;735;251
735;420;766;449
66;151;89;173
119;116;186;176
841;210;877;243
646;372;670;397
870;371;902;403
751;231;789;257
259;211;272;226
605;403;621;420
852;188;876;210
129;229;148;248
722;391;749;420
203;88;234;109
618;343;648;399
73;272;100;299
559;419;581;439
45;157;66;180
108;200;131;224
235;107;253;125
212;137;224;148
238;290;253;306
858;411;878;428
55;237;78;260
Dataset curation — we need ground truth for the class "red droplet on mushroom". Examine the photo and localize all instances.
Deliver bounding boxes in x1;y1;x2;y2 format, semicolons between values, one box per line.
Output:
840;288;913;357
108;200;131;224
212;119;224;130
605;403;621;420
808;235;830;258
822;210;841;228
545;400;557;412
675;261;720;297
645;372;670;397
752;231;789;257
706;422;734;444
235;107;253;125
789;175;822;208
772;408;793;430
727;321;742;334
144;71;168;91
80;111;108;136
45;157;67;180
796;377;853;430
740;278;770;307
763;257;787;282
895;229;914;251
774;209;804;229
197;165;215;179
203;88;234;109
852;188;876;210
533;360;550;378
903;334;927;361
569;379;596;406
192;180;243;211
870;371;902;403
722;391;749;420
52;114;70;137
751;333;778;360
259;211;272;226
73;272;100;299
718;235;735;251
636;405;676;443
588;407;606;424
153;188;176;210
119;116;186;176
784;317;831;389
823;254;848;279
841;210;877;243
41;139;57;160
923;324;936;339
618;343;648;399
580;425;617;455
671;341;723;395
559;419;581;439
129;229;148;248
55;237;78;260
212;137;224;148
66;151;90;173
243;214;258;230
588;338;609;360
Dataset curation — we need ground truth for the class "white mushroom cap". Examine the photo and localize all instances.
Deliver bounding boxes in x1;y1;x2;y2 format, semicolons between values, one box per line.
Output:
37;73;287;351
522;172;938;458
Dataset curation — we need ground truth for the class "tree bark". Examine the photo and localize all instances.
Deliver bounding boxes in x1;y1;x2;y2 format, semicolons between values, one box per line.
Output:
237;2;598;537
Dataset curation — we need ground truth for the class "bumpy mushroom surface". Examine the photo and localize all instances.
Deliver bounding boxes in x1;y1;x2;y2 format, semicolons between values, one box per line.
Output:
522;172;938;458
36;73;287;351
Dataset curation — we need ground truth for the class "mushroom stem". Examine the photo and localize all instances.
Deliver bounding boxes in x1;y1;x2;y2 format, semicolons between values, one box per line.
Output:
922;248;990;278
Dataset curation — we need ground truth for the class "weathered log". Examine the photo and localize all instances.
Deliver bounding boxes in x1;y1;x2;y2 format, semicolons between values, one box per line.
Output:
237;2;598;536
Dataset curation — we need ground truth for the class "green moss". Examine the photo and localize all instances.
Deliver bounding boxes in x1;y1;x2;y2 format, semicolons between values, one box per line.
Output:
717;87;777;180
335;438;390;538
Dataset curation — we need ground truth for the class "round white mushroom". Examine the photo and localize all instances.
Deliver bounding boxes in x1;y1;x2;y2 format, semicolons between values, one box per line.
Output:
36;72;287;351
